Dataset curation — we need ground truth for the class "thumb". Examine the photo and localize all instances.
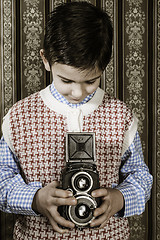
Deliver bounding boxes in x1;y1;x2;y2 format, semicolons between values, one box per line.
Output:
92;188;108;198
50;181;60;188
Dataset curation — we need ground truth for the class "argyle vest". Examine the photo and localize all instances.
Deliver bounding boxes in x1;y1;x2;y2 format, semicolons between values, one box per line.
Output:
7;86;133;239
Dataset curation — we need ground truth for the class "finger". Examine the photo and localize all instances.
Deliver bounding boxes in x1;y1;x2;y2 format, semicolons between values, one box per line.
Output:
51;187;73;198
92;188;108;198
50;181;74;198
52;196;77;206
50;210;75;229
50;181;60;188
48;216;70;234
56;214;75;229
100;219;109;229
94;201;110;217
90;212;109;228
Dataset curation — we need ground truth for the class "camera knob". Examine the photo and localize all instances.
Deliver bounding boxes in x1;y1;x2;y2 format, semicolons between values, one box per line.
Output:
68;165;73;170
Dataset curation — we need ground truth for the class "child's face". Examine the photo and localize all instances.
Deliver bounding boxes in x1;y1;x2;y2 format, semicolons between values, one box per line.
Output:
51;63;102;104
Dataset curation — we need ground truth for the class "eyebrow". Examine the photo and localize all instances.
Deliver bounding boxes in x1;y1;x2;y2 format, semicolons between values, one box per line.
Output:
57;74;101;82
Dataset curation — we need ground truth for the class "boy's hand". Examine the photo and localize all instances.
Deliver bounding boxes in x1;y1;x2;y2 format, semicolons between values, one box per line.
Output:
90;188;124;228
32;181;77;233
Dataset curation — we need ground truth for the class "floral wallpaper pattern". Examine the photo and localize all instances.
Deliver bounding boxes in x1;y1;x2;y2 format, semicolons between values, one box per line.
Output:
0;0;159;239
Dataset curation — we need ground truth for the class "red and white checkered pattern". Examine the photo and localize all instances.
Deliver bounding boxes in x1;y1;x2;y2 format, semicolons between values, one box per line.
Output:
9;90;132;239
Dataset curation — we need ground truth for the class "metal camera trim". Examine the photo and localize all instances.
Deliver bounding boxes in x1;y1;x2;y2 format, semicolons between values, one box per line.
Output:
68;193;97;227
71;171;93;193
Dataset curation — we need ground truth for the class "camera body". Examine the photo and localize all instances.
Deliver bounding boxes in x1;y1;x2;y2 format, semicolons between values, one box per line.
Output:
58;132;101;229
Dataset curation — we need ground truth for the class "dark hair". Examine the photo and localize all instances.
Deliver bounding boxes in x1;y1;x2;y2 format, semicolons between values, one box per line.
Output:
43;1;113;71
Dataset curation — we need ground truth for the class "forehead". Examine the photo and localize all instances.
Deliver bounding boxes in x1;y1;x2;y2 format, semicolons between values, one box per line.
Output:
51;63;102;81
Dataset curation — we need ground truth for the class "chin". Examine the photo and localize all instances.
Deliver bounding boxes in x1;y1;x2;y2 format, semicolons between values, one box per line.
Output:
67;98;83;104
69;100;81;104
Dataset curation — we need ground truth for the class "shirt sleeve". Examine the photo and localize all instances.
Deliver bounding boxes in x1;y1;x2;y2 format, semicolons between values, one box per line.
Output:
0;136;42;215
115;131;153;217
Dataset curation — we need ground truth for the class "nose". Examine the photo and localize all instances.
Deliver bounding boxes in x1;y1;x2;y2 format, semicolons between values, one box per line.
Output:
71;84;83;99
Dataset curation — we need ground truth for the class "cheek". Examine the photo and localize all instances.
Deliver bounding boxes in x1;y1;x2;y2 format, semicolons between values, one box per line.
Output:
86;83;100;94
54;81;70;95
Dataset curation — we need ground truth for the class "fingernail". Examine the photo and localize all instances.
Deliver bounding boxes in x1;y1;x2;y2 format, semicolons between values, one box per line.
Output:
94;213;97;217
90;222;94;227
67;223;74;229
68;192;73;197
92;192;96;197
71;199;76;204
70;223;75;228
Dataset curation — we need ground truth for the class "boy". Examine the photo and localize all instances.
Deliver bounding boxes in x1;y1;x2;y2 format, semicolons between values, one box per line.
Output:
0;2;152;240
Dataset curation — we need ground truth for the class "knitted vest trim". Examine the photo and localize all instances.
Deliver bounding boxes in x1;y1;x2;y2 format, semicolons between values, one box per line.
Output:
40;86;105;116
2;86;138;156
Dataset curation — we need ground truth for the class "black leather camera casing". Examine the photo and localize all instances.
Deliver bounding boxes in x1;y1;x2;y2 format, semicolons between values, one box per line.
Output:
58;132;101;229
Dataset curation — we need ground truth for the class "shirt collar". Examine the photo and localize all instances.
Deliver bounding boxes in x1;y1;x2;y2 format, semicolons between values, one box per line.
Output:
50;81;96;108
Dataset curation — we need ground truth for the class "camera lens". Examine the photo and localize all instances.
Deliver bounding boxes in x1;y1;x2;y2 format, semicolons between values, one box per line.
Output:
71;172;93;192
75;203;90;219
68;193;97;227
76;176;90;191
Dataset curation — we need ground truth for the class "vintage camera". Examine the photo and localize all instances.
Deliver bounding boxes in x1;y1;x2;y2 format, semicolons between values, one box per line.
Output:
58;132;101;229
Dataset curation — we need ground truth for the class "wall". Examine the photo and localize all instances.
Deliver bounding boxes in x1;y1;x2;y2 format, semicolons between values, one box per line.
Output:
0;0;159;239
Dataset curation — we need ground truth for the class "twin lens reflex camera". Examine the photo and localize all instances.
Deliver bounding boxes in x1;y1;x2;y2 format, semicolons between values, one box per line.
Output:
58;132;101;229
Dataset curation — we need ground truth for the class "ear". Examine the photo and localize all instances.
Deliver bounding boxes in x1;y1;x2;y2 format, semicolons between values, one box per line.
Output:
40;49;51;71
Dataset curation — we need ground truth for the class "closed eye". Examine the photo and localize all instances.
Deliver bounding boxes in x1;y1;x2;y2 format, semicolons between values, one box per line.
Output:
85;80;97;84
60;78;73;84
